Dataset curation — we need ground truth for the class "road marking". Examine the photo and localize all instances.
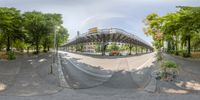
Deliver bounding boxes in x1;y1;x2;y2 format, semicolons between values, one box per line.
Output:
136;53;155;70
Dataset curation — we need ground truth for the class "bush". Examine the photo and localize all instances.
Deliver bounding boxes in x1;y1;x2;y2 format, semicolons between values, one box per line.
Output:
160;60;178;79
181;51;191;58
156;51;163;61
161;60;177;69
6;51;16;60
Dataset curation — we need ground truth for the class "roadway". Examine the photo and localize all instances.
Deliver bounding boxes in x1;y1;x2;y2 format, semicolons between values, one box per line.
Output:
59;51;155;89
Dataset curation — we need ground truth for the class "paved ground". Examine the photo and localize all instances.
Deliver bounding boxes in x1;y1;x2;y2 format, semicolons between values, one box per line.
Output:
1;52;200;100
62;52;154;71
157;53;200;94
59;51;155;89
0;53;62;96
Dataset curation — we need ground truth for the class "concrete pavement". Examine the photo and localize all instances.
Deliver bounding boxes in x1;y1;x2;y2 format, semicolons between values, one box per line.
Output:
1;52;200;99
0;53;62;96
156;53;200;94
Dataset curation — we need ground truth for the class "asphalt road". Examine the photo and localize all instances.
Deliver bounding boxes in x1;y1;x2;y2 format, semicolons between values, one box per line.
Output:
60;52;155;89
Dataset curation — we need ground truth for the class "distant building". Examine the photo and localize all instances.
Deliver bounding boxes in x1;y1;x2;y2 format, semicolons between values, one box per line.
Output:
84;42;96;52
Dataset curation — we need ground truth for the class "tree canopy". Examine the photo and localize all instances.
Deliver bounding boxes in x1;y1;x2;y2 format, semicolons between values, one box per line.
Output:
144;6;200;57
0;7;69;55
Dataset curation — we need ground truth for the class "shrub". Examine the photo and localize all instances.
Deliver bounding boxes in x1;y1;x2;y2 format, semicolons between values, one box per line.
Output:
6;51;16;60
156;51;163;61
181;51;191;58
161;60;177;69
160;60;178;79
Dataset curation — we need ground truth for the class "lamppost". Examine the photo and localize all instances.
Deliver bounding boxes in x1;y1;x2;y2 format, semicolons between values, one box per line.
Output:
50;26;60;74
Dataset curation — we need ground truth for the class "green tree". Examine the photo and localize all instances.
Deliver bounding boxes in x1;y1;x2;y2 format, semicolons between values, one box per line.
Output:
42;13;63;52
108;43;119;51
143;13;163;49
56;26;69;51
161;13;181;55
0;7;23;52
144;6;200;57
23;11;46;54
177;6;200;56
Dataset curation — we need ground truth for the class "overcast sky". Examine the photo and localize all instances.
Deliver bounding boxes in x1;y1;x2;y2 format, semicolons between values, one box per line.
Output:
0;0;200;44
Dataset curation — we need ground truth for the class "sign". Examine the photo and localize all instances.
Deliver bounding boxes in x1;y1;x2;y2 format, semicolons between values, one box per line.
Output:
88;27;98;33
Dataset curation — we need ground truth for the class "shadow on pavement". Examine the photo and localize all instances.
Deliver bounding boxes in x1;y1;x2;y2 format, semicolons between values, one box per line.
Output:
60;52;156;96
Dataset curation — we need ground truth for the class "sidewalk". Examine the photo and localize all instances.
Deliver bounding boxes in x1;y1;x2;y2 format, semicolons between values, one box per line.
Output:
158;53;200;93
0;53;62;96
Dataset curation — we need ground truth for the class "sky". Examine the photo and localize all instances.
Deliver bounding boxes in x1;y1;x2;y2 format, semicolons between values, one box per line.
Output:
0;0;200;44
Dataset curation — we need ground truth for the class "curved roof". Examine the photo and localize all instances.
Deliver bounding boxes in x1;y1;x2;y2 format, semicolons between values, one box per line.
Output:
63;28;153;50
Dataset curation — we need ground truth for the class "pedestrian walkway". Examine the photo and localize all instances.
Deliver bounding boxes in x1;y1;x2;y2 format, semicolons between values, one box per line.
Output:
0;53;62;96
158;53;200;93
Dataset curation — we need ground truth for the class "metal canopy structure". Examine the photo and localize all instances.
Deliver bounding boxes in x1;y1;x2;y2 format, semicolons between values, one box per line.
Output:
63;28;153;51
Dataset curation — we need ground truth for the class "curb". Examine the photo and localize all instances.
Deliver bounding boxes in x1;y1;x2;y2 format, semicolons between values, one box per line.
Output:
144;77;157;93
57;53;70;88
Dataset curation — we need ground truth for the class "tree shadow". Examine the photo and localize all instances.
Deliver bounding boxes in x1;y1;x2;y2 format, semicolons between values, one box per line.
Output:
60;53;156;95
157;53;200;94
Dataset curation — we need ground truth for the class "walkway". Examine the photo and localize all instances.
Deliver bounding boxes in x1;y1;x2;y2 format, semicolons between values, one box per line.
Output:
0;53;61;96
158;53;200;94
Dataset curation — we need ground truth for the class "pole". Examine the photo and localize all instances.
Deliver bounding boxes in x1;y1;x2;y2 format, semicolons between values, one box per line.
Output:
50;26;57;74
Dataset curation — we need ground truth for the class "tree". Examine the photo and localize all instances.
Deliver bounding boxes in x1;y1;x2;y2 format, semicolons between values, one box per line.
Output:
44;13;63;52
56;26;69;51
23;11;47;54
108;43;119;51
177;6;200;56
143;13;163;49
95;43;101;52
0;7;23;52
144;6;200;57
161;13;181;55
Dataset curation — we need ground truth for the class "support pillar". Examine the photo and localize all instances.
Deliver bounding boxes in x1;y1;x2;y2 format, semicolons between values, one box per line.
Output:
101;42;107;56
129;44;133;55
135;45;138;55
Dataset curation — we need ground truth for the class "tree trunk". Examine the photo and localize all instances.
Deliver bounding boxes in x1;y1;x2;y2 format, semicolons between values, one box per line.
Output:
135;45;138;54
27;47;29;54
36;37;39;54
6;35;11;52
47;46;50;51
129;44;132;55
175;35;178;55
187;35;191;56
43;42;47;52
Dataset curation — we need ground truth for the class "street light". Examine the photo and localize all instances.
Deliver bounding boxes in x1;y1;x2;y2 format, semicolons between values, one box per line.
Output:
50;26;60;74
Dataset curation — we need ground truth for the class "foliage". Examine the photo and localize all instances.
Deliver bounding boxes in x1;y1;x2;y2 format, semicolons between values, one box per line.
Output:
156;51;163;61
56;26;69;49
0;7;23;52
160;60;178;80
0;7;69;58
107;43;119;51
161;60;177;69
6;51;16;60
95;43;101;52
144;6;200;57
